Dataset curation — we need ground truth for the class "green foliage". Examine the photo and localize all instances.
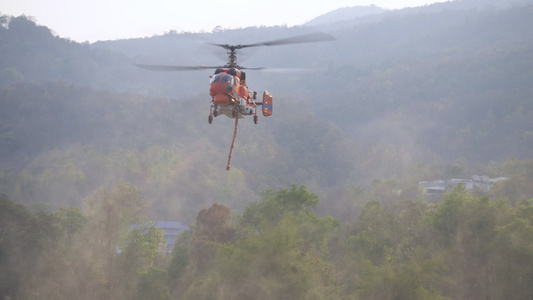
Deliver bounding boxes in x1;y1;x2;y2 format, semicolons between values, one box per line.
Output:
0;196;36;298
0;196;89;299
241;184;320;229
208;214;339;300
137;268;171;300
0;67;24;84
424;184;531;299
3;182;533;299
348;200;398;265
195;203;234;244
174;186;340;300
489;202;533;299
429;184;472;244
490;158;533;204
190;203;235;274
168;230;194;292
119;220;166;275
79;181;155;299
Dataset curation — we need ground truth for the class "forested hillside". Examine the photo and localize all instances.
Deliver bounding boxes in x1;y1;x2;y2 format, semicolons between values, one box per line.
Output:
3;181;533;299
1;0;532;218
1;0;533;298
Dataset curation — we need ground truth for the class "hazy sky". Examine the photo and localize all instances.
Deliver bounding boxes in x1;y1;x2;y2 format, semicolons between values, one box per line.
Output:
2;0;447;42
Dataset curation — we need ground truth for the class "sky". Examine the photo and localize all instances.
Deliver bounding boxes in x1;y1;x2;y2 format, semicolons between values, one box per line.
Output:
2;0;447;43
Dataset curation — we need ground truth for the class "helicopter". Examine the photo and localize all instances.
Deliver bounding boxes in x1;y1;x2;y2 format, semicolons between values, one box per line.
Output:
135;32;335;170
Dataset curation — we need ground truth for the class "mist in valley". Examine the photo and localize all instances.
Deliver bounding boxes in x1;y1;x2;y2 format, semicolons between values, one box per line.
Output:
1;0;533;298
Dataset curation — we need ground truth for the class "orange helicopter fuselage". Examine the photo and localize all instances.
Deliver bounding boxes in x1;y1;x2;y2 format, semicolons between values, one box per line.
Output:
209;68;257;118
209;68;272;122
210;68;251;105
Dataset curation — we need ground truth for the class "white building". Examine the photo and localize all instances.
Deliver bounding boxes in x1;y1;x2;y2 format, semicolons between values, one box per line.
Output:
154;221;189;250
419;175;508;201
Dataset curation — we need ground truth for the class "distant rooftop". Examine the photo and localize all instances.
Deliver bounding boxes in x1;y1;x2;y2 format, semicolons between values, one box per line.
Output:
419;175;508;201
155;221;190;250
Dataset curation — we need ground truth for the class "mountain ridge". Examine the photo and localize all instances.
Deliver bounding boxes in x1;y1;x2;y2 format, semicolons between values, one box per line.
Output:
305;5;387;27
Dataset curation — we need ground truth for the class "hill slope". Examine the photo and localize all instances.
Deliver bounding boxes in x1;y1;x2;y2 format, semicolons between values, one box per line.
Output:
1;0;532;220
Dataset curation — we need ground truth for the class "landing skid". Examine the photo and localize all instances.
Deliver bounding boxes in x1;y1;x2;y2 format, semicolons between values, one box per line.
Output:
209;103;258;122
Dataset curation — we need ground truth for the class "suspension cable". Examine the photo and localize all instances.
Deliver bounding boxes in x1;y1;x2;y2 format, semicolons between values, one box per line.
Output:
226;104;239;170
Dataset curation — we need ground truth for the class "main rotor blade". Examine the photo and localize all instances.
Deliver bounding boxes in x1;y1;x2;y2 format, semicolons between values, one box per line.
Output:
134;64;219;71
239;66;265;70
244;32;336;48
256;67;320;73
135;63;270;72
211;32;336;50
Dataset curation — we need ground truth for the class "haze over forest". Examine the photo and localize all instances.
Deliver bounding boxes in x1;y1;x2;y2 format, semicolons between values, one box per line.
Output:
1;0;533;298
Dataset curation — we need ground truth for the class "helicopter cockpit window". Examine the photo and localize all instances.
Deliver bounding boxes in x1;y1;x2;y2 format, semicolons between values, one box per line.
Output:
210;73;234;84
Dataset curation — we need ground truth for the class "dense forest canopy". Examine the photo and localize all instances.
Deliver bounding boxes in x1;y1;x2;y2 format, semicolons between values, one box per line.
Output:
3;181;533;299
1;0;533;298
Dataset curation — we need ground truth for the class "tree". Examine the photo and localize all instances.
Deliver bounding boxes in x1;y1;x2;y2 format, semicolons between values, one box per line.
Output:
489;202;533;299
196;202;234;244
167;230;194;295
210;213;339;300
0;195;87;299
116;219;167;299
189;203;235;275
336;197;448;300
137;268;171;300
241;184;319;230
0;196;37;299
428;185;511;299
80;181;151;299
169;186;340;299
